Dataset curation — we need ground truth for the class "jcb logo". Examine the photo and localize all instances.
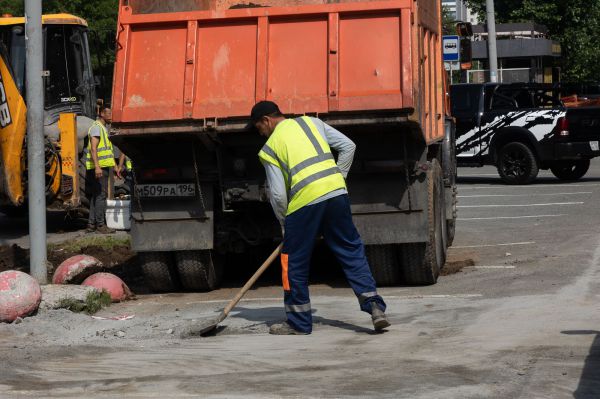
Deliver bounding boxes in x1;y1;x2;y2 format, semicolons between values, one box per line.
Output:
0;73;12;128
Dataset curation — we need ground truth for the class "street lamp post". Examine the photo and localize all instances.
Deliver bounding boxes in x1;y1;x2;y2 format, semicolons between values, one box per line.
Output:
486;0;499;83
25;0;48;284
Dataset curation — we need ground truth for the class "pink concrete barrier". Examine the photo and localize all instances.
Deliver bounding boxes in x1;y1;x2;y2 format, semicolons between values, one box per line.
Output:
0;270;42;322
52;255;103;284
81;273;132;302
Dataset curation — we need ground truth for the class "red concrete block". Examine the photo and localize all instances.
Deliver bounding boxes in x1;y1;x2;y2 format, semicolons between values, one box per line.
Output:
81;273;132;302
0;270;42;322
52;255;103;285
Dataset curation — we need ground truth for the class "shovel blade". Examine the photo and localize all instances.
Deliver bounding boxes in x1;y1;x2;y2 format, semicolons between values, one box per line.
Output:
180;312;226;338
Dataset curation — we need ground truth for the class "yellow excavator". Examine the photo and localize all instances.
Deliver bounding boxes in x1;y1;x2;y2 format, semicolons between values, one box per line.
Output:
0;13;98;214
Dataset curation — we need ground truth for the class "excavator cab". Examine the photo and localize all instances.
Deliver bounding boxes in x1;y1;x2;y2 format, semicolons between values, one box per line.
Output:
0;14;97;209
0;14;96;118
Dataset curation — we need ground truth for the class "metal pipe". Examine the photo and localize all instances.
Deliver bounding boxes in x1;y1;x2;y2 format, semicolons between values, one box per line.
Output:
485;0;499;83
25;0;47;284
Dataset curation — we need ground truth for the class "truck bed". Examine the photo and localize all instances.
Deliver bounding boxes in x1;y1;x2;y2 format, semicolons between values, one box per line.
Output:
112;0;444;143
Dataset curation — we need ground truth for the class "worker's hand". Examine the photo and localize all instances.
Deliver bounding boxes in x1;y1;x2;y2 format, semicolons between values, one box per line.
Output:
95;166;103;179
115;166;123;179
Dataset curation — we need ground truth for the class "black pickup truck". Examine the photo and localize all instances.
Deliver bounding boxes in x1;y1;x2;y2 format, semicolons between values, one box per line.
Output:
450;83;600;184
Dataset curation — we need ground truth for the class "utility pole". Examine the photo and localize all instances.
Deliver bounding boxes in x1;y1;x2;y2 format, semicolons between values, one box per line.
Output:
485;0;499;83
25;0;47;284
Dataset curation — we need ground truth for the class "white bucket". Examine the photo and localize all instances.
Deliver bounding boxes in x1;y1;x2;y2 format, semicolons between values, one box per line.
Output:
105;199;131;230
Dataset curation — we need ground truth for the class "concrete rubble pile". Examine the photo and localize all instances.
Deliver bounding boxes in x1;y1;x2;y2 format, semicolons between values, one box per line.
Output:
1;254;133;323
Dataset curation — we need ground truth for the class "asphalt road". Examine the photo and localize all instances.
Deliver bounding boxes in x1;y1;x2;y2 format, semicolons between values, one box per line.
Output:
1;161;600;398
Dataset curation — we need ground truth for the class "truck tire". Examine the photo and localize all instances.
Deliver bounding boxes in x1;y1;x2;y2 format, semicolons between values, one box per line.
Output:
364;245;401;286
400;160;446;285
497;142;539;185
175;250;223;291
139;252;177;292
550;159;590;181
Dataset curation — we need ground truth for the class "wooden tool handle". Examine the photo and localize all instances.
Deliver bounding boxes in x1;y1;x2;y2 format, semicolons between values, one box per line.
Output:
222;243;283;317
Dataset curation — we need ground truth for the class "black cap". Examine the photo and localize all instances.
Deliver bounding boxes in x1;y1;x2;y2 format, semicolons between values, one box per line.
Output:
250;100;281;124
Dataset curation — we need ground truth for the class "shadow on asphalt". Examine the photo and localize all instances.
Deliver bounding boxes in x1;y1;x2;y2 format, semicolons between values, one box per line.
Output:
0;209;87;242
562;330;600;398
233;306;379;334
219;242;376;289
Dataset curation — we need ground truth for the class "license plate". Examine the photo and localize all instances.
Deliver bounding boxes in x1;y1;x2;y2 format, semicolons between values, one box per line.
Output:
135;183;195;198
591;141;599;151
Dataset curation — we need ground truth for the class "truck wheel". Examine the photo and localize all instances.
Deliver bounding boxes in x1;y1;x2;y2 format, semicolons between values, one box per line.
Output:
175;250;223;291
139;252;178;292
400;160;446;285
364;245;401;286
497;142;539;184
550;159;590;181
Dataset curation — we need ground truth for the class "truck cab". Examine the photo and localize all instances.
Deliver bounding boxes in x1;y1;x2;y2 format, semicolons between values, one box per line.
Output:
0;14;97;123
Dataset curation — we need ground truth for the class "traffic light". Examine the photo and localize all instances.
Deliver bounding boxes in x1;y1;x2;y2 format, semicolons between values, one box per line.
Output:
460;38;472;70
456;22;473;37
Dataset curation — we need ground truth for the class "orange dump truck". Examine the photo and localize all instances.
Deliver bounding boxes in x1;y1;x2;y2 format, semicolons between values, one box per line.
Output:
111;0;457;292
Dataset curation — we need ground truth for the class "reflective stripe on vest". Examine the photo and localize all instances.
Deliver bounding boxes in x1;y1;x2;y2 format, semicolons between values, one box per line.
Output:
258;117;346;215
85;121;115;169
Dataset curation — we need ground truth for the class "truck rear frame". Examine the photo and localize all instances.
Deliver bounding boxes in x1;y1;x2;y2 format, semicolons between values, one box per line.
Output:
111;0;456;290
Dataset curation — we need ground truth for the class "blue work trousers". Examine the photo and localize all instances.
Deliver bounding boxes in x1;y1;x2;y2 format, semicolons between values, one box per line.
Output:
281;194;386;333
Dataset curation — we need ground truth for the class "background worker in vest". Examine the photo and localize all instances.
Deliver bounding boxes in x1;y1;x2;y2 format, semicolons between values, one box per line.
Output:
252;101;390;335
85;106;115;234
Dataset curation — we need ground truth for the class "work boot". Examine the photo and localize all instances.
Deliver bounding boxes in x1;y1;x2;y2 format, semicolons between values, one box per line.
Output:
371;303;391;331
96;225;115;234
85;224;96;233
269;321;309;335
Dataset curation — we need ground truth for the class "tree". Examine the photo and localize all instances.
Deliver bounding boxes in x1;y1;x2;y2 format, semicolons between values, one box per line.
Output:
442;5;456;35
463;0;600;81
0;0;118;36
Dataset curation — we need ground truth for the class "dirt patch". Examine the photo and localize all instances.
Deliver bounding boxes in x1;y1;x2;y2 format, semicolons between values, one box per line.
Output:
0;236;140;290
441;258;475;276
48;244;133;269
441;250;478;276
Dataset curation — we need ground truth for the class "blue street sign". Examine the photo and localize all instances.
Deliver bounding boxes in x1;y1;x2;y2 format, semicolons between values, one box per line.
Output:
443;35;460;62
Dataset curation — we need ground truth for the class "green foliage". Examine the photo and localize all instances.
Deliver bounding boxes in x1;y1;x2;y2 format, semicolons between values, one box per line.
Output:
463;0;600;81
57;290;112;314
442;5;456;35
0;1;22;16
0;0;118;34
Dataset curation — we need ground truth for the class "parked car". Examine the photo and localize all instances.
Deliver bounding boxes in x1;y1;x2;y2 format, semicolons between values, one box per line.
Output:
450;83;600;184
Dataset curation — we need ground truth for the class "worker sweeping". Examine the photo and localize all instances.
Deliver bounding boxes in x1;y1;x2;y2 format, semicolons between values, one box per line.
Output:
253;101;390;335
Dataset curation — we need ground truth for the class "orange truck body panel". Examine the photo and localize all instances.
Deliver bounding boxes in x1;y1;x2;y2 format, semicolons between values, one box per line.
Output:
112;0;444;144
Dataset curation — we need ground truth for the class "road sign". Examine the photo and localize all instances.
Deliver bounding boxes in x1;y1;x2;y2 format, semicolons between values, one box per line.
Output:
443;35;460;62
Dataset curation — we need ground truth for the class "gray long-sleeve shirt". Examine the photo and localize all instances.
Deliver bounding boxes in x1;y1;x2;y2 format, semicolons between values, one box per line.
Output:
262;117;356;224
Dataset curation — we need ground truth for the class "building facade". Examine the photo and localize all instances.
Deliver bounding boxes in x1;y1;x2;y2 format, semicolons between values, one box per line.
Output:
468;22;562;83
441;0;477;23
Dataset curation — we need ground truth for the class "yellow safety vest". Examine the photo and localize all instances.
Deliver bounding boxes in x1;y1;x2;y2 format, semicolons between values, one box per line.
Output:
125;157;132;171
85;121;115;169
258;116;346;216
